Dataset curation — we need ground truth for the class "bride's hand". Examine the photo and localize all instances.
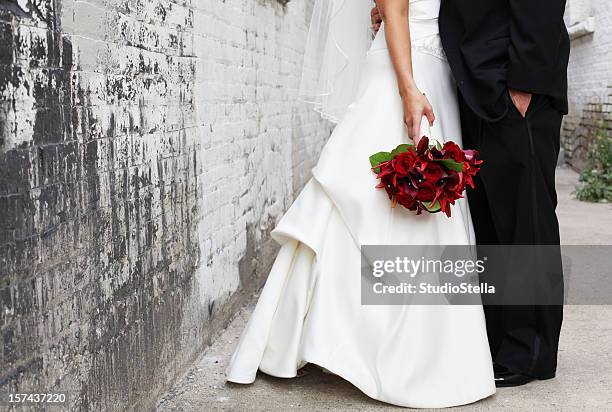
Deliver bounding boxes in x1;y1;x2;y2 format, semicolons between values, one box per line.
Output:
401;87;435;144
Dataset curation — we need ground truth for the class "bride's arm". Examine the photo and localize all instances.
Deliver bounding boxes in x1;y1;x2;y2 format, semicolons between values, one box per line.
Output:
376;0;434;142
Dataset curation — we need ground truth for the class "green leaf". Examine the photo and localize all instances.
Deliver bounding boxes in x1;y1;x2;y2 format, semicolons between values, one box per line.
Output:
391;144;414;157
423;200;442;213
434;158;464;172
369;151;393;173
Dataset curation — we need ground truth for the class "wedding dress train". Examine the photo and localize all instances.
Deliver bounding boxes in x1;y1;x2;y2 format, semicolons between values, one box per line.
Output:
226;0;496;407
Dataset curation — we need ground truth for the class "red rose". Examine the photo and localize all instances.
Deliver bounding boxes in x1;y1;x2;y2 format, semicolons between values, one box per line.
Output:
393;150;419;176
442;141;466;162
421;162;446;182
396;191;418;210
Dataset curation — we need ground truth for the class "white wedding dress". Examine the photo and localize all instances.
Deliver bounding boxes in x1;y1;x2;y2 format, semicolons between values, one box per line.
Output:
226;0;496;408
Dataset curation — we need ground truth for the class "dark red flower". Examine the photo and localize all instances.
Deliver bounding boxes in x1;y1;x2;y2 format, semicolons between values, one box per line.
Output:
396;191;418;210
417;183;437;202
462;149;483;189
442;141;466;162
416;136;430;156
421;162;446;182
427;146;444;160
432;174;463;217
464;149;482;164
393;149;419;176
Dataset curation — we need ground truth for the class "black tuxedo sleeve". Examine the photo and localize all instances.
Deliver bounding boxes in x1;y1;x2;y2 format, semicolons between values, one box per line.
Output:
507;0;567;95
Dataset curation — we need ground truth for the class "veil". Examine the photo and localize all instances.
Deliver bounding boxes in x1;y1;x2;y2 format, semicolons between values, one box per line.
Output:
299;0;374;123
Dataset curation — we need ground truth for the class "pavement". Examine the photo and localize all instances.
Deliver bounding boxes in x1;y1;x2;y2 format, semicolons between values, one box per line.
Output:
157;167;612;411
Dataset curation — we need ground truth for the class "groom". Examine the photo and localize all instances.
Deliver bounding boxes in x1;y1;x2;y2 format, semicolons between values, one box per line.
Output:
373;1;569;387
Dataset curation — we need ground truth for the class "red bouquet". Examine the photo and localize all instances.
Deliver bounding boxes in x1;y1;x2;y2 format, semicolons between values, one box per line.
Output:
369;136;483;217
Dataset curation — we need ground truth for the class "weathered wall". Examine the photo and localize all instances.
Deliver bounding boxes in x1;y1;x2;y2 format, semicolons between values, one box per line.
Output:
563;0;612;168
0;0;331;410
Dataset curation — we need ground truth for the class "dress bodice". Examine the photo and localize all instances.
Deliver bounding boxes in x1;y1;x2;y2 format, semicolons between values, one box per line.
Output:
370;0;445;60
409;0;441;23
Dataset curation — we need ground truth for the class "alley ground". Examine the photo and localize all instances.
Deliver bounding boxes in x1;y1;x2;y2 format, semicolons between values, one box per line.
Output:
157;167;612;411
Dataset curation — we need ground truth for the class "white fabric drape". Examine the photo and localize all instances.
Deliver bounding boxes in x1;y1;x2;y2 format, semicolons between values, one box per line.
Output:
299;0;374;123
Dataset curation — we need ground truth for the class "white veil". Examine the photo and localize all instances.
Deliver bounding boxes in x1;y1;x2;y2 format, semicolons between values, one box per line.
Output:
299;0;374;123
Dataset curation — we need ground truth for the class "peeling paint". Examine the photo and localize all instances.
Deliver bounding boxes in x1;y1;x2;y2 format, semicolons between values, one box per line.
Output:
0;0;331;410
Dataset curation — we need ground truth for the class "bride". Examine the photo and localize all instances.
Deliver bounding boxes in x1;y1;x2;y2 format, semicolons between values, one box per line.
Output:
226;0;496;408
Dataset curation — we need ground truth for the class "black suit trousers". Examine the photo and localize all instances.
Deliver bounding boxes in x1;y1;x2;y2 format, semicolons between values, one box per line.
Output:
459;91;564;379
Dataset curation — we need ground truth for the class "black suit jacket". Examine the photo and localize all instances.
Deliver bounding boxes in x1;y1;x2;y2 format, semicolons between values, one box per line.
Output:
439;0;570;121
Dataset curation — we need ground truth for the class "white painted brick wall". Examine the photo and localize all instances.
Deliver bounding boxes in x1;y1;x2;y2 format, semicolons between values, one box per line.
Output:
61;0;331;325
189;0;332;318
563;0;612;167
567;0;612;110
566;0;592;25
0;0;331;409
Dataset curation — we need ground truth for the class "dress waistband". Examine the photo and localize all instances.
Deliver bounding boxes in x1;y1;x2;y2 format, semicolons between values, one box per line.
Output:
369;21;444;61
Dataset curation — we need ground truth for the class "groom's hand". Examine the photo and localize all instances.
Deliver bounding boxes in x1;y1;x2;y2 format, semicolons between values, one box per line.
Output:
371;3;382;33
508;88;533;118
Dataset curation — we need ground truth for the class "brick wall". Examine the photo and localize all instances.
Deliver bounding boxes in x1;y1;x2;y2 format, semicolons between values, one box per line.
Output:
563;0;612;169
0;0;331;410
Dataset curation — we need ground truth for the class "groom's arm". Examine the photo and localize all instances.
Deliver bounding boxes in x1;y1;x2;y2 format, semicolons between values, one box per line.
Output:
507;0;568;95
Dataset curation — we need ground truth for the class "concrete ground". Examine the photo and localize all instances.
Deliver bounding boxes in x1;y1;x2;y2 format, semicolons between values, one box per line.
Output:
157;167;612;411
